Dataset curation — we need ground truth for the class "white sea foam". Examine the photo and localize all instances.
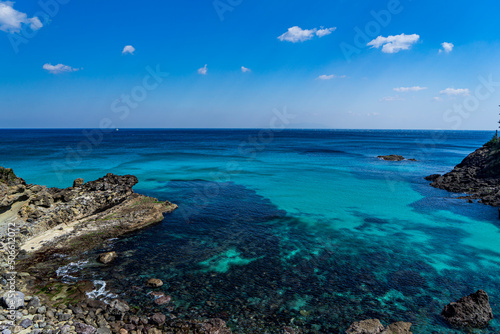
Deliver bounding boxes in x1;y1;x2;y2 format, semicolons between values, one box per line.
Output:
55;260;88;284
86;280;118;300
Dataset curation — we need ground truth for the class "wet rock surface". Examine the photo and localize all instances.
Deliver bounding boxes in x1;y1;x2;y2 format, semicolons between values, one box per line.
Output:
441;289;494;329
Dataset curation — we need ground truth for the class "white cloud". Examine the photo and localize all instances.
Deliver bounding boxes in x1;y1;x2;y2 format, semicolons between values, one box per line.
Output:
380;95;404;102
122;45;135;55
198;64;207;75
316;27;336;38
317;74;346;80
439;42;454;53
433;97;442;102
43;63;79;74
393;86;428;92
241;66;251;73
0;1;43;33
278;26;336;43
367;33;420;53
440;88;470;96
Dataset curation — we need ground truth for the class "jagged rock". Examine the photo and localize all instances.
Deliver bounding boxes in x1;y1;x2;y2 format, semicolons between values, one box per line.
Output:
154;295;171;306
98;252;117;264
2;291;25;309
346;319;385;334
2;169;177;256
73;178;84;188
50;189;74;203
345;320;412;334
441;290;493;329
428;144;500;209
0;167;25;186
378;155;405;161
29;190;54;208
146;278;163;288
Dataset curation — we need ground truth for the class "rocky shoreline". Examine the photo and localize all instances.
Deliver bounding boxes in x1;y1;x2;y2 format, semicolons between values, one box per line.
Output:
425;142;500;217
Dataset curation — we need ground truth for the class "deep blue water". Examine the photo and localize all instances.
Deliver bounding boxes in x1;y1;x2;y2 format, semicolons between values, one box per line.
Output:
1;129;499;333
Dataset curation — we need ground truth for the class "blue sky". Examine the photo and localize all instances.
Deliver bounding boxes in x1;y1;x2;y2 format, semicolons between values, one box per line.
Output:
1;0;500;129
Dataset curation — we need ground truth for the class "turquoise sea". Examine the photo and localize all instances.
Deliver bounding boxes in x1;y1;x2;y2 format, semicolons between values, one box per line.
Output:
1;129;499;333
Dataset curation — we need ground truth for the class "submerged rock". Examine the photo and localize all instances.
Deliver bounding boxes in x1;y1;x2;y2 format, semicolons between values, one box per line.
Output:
441;289;493;329
345;319;385;334
154;295;171;305
345;319;413;334
385;322;413;333
201;318;232;334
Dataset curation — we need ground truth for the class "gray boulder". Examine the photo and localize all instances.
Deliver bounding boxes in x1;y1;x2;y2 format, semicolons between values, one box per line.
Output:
2;291;25;309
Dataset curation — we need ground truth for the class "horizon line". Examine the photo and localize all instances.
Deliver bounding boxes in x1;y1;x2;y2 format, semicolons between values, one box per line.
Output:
0;128;497;132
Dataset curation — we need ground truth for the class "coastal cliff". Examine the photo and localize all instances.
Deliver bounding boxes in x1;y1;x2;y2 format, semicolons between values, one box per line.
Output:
426;141;500;214
0;167;177;260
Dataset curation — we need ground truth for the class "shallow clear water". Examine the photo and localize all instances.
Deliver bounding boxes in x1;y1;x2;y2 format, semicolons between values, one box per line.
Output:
1;129;499;333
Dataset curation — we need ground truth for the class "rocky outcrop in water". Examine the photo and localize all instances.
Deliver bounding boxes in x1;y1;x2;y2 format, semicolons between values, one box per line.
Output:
426;143;500;215
441;290;494;329
377;155;416;161
0;167;177;261
345;319;412;334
